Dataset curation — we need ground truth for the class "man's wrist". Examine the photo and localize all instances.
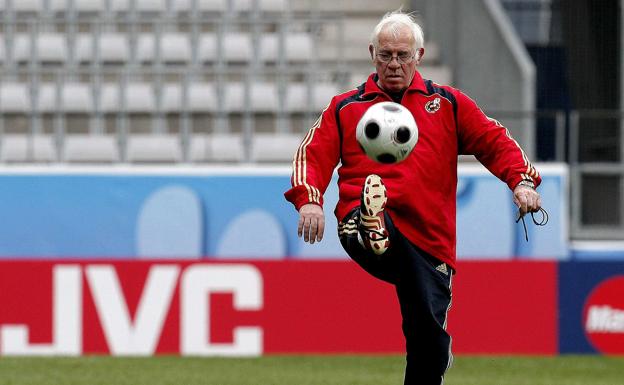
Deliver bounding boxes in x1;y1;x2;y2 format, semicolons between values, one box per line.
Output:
516;180;535;190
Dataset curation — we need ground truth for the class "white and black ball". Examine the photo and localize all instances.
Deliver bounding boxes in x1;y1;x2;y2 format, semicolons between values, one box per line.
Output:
356;102;418;164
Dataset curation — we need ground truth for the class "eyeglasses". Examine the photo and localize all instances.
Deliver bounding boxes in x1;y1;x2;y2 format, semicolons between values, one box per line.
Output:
376;51;415;64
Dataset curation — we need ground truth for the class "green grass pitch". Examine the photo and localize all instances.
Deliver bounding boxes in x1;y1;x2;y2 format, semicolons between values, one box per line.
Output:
0;355;623;385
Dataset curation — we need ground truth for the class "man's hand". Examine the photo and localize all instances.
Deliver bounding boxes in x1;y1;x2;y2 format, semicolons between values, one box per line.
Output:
298;203;325;244
513;184;542;217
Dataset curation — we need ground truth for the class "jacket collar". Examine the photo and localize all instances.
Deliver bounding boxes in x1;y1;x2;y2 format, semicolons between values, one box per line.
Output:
361;71;428;98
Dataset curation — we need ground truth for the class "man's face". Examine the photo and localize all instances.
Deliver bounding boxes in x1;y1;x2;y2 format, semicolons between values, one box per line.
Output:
370;26;422;93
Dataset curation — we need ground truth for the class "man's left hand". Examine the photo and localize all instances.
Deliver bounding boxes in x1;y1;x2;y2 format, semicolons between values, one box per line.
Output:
513;184;542;217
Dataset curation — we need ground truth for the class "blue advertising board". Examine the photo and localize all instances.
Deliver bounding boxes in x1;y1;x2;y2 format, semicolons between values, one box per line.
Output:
558;262;624;354
0;164;567;260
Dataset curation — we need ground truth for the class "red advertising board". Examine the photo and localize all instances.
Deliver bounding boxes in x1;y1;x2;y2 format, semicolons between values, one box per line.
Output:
450;261;558;354
0;260;557;356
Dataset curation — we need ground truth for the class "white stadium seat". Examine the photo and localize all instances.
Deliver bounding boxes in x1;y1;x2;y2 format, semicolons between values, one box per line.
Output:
101;83;155;112
73;0;106;12
224;82;278;112
110;0;130;11
235;0;286;11
0;83;30;112
12;35;31;63
1;134;56;163
260;33;314;62
62;83;93;112
37;84;57;112
291;0;395;13
64;134;119;163
171;0;285;12
171;0;227;12
190;133;244;162
36;83;94;113
199;32;313;63
126;134;182;162
161;83;219;113
75;33;130;63
137;33;191;63
198;33;252;62
12;34;67;63
162;84;182;112
37;33;68;63
136;34;156;62
160;33;192;63
285;83;339;112
49;0;106;12
136;0;166;12
251;133;300;162
188;83;218;112
100;84;120;113
10;0;43;12
110;0;166;12
125;83;156;112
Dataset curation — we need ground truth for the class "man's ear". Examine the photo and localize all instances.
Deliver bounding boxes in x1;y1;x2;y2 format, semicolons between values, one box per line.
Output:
369;44;375;61
415;47;425;65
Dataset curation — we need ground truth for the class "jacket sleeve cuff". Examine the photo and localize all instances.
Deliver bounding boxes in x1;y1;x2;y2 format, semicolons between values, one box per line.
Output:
508;174;541;191
284;185;324;211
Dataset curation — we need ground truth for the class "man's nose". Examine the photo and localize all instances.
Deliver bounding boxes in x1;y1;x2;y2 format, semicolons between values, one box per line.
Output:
387;59;401;69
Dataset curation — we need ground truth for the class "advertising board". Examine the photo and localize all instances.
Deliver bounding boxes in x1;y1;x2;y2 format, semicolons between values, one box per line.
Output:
0;260;557;356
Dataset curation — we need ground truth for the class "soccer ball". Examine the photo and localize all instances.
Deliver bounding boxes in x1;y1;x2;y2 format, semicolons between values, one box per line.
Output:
356;102;418;164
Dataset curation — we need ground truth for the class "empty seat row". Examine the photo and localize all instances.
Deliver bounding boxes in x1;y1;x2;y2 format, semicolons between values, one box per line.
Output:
1;0;287;13
0;132;302;163
0;81;339;113
0;32;314;64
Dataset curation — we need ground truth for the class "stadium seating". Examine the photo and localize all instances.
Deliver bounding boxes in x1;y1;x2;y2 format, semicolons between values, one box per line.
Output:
0;134;56;163
75;34;131;63
197;33;253;63
100;83;156;113
8;0;43;13
137;33;193;63
7;32;315;65
251;132;301;162
64;134;120;163
190;133;244;162
0;0;448;164
285;82;339;112
13;33;68;63
0;83;30;112
259;33;314;62
126;133;182;163
1;81;340;114
1;0;290;14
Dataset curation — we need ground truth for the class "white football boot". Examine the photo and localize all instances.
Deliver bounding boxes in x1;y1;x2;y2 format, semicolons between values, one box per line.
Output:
358;174;390;255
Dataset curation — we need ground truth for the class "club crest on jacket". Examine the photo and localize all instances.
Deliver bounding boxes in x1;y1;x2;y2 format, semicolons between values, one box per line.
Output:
425;97;441;113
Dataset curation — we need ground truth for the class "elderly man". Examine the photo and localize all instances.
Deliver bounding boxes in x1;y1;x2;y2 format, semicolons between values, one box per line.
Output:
285;10;542;385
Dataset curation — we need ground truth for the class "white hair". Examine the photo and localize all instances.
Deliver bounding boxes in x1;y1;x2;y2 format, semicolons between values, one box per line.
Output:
370;10;424;54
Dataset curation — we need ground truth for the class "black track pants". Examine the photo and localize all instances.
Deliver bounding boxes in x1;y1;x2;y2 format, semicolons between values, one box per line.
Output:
339;207;453;385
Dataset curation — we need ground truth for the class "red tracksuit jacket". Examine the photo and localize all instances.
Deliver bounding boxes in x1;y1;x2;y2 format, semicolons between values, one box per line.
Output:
285;71;540;270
